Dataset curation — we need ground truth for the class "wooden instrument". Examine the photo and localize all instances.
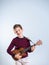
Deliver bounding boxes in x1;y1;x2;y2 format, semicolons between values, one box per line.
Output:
11;40;42;60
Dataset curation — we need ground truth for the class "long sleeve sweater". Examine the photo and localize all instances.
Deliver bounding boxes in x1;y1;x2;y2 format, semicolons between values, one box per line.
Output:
7;37;31;58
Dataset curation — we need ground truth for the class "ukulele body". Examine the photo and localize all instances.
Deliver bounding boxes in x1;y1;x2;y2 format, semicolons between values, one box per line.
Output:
12;48;27;60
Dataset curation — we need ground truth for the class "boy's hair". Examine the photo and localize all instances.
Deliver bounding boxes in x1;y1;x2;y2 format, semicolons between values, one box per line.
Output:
13;24;23;29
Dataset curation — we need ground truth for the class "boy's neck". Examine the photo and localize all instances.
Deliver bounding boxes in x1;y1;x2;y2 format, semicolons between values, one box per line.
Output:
18;34;24;38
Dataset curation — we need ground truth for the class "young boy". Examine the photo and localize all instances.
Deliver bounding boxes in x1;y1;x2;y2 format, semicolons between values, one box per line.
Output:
7;24;35;65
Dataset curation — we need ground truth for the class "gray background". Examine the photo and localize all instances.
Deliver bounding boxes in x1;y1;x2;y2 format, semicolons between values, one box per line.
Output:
0;0;49;65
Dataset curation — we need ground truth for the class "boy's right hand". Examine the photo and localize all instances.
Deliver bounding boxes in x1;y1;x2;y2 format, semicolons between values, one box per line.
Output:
15;53;22;60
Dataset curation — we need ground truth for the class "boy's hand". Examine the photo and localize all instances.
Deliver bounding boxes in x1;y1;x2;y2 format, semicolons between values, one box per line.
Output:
31;46;35;52
15;53;22;60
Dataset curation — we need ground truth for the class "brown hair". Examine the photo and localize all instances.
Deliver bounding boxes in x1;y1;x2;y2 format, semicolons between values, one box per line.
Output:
13;24;23;29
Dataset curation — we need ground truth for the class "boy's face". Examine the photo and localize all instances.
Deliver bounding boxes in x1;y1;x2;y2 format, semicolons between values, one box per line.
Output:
14;27;23;37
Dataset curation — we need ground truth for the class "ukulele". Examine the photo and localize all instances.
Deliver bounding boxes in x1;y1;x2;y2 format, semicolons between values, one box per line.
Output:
11;40;42;60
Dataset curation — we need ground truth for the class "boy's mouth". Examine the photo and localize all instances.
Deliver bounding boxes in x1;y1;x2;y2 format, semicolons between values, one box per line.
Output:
17;33;20;35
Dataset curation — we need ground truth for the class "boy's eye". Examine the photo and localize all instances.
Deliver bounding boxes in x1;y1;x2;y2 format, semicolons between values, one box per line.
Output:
16;31;17;33
16;30;20;33
18;30;20;31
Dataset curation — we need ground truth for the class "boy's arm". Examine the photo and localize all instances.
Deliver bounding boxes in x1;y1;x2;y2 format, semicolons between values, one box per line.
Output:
27;40;32;52
27;40;35;52
7;39;15;57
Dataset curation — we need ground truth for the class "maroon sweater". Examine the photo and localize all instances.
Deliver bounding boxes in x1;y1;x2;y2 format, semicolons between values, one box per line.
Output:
7;37;31;58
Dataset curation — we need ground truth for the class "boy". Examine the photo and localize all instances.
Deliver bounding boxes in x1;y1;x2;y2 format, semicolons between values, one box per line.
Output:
7;24;35;65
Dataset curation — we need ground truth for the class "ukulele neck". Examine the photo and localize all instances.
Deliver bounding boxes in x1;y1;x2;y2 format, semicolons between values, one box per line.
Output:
20;44;36;54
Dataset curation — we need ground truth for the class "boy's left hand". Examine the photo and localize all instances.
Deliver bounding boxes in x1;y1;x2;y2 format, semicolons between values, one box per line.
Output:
31;46;35;52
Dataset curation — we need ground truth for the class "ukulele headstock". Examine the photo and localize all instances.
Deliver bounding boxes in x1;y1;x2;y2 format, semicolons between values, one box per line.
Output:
36;40;42;46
